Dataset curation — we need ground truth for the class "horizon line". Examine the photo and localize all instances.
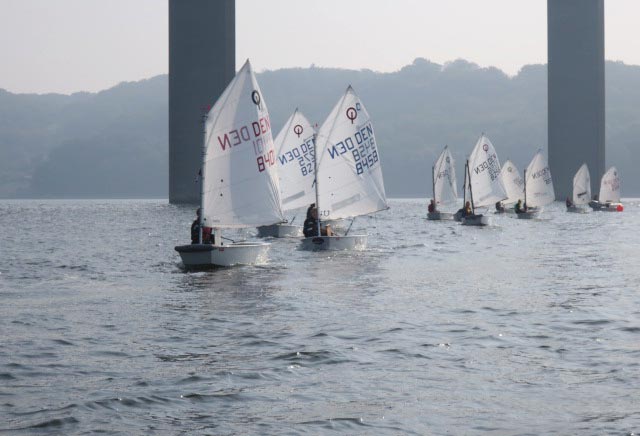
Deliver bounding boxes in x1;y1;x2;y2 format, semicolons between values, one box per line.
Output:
2;57;638;97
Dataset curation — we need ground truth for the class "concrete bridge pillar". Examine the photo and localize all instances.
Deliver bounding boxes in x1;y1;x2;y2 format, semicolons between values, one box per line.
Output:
548;0;605;200
169;0;235;204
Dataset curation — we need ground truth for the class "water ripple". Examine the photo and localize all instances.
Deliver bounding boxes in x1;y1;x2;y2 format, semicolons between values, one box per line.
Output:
1;198;639;434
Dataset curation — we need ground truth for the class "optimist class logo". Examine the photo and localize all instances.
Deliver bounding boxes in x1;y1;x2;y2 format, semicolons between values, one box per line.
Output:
293;124;303;137
251;90;262;109
346;107;357;123
483;144;489;152
445;156;450;163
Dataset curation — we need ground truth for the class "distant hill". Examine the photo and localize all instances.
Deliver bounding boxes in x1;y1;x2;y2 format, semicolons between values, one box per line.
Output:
1;58;639;198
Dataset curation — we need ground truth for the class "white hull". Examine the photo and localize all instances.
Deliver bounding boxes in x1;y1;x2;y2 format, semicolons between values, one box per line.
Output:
175;242;270;268
496;207;516;214
461;214;490;226
427;211;454;221
256;223;302;238
566;206;588;214
516;210;539;219
300;235;367;251
589;201;623;212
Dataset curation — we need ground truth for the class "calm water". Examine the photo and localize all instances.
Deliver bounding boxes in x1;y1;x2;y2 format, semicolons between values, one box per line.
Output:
1;199;639;435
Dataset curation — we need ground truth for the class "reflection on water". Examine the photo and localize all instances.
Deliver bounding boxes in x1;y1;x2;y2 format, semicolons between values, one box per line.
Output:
0;199;639;434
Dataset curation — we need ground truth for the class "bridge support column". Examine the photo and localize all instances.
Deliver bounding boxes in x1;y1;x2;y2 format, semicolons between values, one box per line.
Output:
548;0;605;200
169;0;235;204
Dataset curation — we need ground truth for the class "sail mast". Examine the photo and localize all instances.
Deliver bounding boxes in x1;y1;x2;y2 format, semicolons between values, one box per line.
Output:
463;161;467;208
432;165;436;204
198;111;207;244
313;133;321;237
467;159;475;214
524;168;528;209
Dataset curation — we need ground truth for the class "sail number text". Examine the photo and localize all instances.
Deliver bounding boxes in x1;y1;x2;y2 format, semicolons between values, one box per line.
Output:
278;137;315;176
215;115;278;173
327;122;379;175
473;152;500;182
531;166;553;185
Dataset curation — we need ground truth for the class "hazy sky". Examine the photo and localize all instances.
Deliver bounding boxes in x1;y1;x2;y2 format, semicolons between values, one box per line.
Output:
1;0;639;94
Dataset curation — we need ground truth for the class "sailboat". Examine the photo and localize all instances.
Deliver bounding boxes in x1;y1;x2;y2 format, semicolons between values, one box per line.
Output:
459;134;507;226
517;149;554;219
567;163;591;213
257;109;316;237
427;145;457;220
498;160;524;213
589;166;624;212
301;86;388;250
175;60;285;267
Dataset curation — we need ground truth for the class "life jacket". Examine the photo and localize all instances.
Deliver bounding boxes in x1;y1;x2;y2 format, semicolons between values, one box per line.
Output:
303;217;317;237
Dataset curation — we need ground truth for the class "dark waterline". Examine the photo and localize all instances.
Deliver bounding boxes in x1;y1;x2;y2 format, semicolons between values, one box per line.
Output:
1;199;639;435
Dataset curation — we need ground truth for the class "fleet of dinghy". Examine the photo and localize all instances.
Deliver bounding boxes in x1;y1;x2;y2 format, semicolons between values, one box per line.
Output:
498;160;524;213
567;163;591;213
517;150;554;219
589;166;624;212
175;60;284;267
257;109;315;238
428;146;457;220
173;61;627;268
300;86;388;251
457;134;507;226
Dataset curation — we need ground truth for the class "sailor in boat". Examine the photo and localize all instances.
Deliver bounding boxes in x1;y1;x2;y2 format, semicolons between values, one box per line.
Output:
565;197;574;209
464;201;472;216
495;201;505;213
428;199;436;214
306;203;315;220
455;201;472;219
190;208;213;244
515;199;524;214
303;206;333;238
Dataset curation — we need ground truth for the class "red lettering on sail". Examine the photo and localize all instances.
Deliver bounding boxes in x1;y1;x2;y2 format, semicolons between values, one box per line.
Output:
217;116;272;152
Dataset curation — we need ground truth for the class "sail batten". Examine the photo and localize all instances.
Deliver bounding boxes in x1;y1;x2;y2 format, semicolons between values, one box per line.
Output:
201;60;285;228
315;86;388;220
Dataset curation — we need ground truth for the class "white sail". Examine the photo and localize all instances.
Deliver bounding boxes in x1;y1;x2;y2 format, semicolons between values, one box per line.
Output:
599;166;621;203
467;134;507;208
274;109;316;211
315;86;388;220
572;163;591;206
500;160;524;205
201;60;284;228
524;150;555;208
433;146;458;206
